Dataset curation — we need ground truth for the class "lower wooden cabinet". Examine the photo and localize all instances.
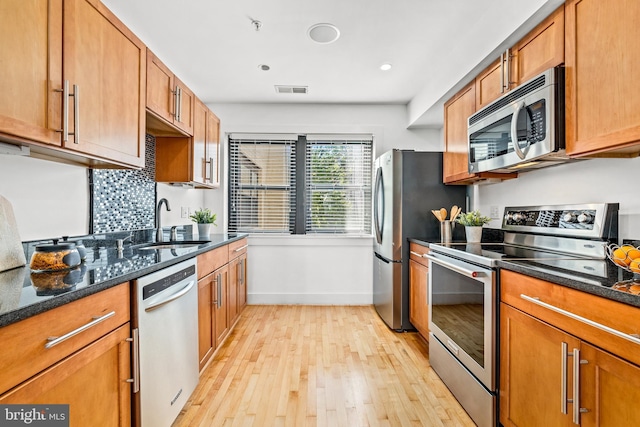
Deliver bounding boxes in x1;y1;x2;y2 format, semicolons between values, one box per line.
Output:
500;270;640;426
0;323;132;426
213;265;229;346
198;272;215;371
408;243;429;338
229;252;248;326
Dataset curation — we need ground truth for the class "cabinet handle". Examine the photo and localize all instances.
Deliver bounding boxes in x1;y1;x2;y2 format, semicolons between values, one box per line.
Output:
409;251;424;257
504;48;511;91
71;84;79;144
45;311;115;349
217;273;222;309
240;259;244;286
126;328;140;393
234;244;248;252
561;342;568;415
55;80;71;142
572;348;580;425
176;86;182;122
520;294;640;346
209;157;214;183
500;52;505;94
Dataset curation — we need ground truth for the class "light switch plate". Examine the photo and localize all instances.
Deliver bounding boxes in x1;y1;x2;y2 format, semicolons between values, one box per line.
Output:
181;206;188;218
490;205;500;219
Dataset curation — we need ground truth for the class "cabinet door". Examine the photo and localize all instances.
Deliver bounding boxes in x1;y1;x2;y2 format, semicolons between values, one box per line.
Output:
565;0;640;156
173;77;194;135
206;110;221;187
511;5;564;86
408;259;428;338
0;0;62;146
146;49;175;125
213;265;229;347
500;303;577;427
475;58;504;110
0;324;131;427
198;274;214;372
580;343;640;427
237;253;247;312
443;82;476;184
228;257;239;327
192;99;208;185
63;0;145;167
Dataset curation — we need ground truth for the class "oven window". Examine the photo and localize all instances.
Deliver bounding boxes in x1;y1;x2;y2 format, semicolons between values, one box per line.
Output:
431;263;485;367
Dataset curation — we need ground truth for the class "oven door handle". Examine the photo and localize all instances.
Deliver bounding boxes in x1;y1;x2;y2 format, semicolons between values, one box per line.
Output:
424;254;485;278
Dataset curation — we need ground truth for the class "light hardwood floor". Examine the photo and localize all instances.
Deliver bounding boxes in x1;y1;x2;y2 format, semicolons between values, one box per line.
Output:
173;305;475;427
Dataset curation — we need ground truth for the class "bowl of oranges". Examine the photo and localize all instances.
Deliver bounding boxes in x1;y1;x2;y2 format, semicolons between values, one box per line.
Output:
606;243;640;274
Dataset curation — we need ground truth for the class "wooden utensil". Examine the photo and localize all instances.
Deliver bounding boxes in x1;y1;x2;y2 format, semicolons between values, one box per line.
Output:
450;205;460;223
440;208;447;221
431;209;442;221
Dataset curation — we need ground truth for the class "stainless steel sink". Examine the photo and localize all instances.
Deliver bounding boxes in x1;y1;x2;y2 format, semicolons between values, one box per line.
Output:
136;240;210;250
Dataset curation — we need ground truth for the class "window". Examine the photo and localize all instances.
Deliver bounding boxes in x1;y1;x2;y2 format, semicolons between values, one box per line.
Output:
229;134;372;235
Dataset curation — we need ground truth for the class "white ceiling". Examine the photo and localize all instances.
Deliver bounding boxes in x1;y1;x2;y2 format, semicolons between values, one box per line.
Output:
101;0;563;127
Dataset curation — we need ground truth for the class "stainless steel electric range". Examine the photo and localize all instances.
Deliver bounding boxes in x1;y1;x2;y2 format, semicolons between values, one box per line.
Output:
426;203;619;427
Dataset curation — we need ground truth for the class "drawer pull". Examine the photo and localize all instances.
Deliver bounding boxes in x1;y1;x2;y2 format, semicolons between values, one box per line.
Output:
45;311;116;349
520;294;640;346
409;251;425;257
234;244;248;252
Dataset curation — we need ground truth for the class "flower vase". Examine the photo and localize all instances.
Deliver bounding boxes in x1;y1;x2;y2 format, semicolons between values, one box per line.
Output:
465;226;483;243
197;223;212;238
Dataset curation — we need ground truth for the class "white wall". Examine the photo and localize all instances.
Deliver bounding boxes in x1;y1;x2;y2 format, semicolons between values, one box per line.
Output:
205;103;439;304
472;157;640;240
0;155;88;240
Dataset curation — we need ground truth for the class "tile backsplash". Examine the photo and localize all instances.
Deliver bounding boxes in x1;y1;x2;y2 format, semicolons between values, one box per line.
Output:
90;135;156;233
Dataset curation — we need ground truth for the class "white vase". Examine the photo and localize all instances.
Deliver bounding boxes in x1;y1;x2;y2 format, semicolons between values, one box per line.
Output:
197;223;212;238
465;226;483;243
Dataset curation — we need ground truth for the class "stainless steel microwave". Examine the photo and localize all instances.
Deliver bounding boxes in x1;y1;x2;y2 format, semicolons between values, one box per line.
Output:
468;67;569;173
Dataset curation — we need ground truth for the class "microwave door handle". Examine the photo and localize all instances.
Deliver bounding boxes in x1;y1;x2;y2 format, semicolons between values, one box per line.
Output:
510;101;530;160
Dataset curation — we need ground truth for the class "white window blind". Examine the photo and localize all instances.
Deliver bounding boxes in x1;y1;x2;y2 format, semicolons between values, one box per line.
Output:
229;133;373;235
305;137;372;234
228;136;296;233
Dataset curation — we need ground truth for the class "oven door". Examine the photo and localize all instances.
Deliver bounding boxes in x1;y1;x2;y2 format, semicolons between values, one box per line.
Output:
427;253;495;390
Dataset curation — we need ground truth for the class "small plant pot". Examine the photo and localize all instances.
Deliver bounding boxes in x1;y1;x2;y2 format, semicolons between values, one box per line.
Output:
197;223;212;238
465;226;483;243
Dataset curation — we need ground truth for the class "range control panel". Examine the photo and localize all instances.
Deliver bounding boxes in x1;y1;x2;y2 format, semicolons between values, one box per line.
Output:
504;208;596;230
501;203;619;240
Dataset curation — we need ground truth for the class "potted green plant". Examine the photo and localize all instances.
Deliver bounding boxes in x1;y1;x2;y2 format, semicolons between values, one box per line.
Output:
455;210;491;243
190;208;217;238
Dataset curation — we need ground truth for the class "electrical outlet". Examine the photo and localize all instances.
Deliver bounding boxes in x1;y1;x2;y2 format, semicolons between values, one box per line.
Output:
490;205;500;219
181;207;188;218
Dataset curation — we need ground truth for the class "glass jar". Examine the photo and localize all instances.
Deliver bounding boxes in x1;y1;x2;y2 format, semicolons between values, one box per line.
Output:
30;241;81;272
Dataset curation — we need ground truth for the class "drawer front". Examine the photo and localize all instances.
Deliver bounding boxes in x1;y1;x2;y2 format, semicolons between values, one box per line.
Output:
228;238;248;261
409;242;429;267
0;282;130;394
197;245;229;279
501;270;640;366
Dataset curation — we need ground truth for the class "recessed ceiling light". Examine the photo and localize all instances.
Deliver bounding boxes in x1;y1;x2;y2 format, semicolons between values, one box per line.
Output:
308;23;340;44
258;64;270;71
380;63;392;71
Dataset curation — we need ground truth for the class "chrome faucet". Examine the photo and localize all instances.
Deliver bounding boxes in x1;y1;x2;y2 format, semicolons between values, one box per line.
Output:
156;198;171;242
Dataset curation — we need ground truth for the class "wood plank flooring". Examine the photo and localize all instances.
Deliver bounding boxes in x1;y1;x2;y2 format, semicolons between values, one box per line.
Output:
173;305;475;427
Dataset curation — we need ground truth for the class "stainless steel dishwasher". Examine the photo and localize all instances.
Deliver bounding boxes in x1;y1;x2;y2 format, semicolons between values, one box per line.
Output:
131;258;199;427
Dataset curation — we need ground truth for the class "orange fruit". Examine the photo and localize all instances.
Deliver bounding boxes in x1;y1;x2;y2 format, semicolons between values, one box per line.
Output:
612;246;633;266
627;249;640;261
630;259;640;274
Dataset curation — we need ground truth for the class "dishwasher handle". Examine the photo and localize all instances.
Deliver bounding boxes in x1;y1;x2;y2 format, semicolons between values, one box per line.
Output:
145;280;195;312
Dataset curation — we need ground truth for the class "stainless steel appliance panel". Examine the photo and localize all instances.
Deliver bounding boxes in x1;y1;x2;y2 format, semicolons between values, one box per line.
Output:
430;334;495;427
133;258;199;427
373;149;401;261
373;252;402;330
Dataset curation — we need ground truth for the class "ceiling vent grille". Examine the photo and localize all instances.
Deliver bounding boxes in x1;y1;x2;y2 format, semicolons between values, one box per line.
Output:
275;85;308;94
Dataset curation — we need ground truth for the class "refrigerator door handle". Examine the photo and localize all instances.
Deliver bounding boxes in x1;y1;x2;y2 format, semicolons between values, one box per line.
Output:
373;166;384;244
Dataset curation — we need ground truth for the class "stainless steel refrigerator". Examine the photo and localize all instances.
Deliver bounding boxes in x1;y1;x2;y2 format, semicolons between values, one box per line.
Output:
373;150;466;330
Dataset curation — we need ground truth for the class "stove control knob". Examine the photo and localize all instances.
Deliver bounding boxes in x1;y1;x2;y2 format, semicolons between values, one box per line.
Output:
563;212;577;223
577;212;593;224
512;212;526;223
504;213;513;222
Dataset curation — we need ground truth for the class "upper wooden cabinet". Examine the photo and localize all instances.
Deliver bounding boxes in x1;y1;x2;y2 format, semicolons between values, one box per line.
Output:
565;0;640;157
155;99;220;188
146;49;194;136
0;0;146;168
443;82;517;184
475;5;564;111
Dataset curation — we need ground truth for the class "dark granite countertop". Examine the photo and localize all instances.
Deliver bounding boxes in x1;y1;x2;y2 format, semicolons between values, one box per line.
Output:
0;230;247;328
409;236;640;309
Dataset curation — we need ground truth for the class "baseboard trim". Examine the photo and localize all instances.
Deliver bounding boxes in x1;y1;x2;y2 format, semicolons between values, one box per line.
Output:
248;293;373;305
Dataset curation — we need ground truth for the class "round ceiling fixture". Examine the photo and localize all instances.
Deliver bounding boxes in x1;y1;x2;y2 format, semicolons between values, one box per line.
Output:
380;63;393;71
307;23;340;44
258;64;270;71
